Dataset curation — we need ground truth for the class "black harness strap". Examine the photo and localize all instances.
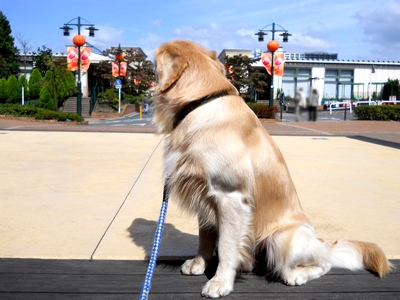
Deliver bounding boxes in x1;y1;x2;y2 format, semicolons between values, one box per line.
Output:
173;90;229;129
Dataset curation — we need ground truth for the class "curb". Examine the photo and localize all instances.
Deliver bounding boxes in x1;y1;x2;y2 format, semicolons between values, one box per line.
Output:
0;115;89;125
258;118;282;123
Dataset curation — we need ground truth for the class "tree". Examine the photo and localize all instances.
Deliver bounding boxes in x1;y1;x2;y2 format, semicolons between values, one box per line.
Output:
96;47;155;96
383;78;400;100
39;59;76;110
224;54;267;102
0;77;6;102
0;11;20;78
28;68;42;99
5;74;20;103
15;32;34;78
33;45;53;77
19;74;29;100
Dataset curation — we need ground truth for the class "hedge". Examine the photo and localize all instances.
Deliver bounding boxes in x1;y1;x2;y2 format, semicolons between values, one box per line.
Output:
247;103;279;119
0;104;84;122
354;105;400;121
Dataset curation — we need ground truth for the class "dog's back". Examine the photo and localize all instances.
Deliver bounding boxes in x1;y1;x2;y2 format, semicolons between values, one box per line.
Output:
153;39;391;298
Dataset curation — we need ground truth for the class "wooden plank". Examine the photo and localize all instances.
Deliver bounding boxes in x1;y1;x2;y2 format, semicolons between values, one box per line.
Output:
0;258;152;275
1;292;399;300
0;259;399;299
2;259;398;275
0;272;398;294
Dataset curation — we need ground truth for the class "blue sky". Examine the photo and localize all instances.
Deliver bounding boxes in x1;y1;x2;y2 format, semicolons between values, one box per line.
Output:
3;0;400;62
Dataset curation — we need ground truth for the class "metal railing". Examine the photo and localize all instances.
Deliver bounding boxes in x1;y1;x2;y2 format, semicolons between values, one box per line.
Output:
328;99;400;120
353;100;377;107
89;84;103;116
329;101;353;114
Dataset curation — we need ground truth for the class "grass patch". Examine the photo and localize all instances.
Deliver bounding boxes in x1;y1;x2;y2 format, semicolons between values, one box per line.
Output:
0;104;84;122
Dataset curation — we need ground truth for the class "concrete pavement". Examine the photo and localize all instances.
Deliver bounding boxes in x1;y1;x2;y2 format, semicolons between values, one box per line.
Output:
0;122;399;261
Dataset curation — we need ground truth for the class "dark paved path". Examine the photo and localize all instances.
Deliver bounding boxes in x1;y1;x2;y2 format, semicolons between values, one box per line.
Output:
1;259;399;299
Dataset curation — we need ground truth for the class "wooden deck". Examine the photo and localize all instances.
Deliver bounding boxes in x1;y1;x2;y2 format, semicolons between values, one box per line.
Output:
0;259;399;299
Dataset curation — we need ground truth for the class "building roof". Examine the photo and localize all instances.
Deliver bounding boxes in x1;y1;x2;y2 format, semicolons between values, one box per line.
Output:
218;48;400;67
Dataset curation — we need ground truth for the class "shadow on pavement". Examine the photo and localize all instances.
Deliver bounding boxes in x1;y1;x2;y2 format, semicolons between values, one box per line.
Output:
347;136;400;150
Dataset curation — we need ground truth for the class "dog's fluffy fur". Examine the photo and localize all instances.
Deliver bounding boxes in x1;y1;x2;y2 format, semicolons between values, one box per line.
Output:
152;40;391;298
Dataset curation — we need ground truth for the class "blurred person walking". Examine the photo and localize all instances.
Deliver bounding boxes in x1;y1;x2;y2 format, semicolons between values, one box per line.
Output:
308;88;319;122
142;96;149;114
293;87;306;122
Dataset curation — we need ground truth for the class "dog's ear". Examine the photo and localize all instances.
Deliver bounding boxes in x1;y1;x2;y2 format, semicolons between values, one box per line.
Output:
208;50;217;60
156;45;188;92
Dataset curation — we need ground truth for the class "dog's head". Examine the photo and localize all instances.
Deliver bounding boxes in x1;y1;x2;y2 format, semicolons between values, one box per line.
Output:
152;40;238;133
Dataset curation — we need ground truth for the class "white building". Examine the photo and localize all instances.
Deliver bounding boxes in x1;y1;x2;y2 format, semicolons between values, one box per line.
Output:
219;48;400;103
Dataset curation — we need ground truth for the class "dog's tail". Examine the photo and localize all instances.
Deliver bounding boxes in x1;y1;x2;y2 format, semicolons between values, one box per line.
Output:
328;237;392;277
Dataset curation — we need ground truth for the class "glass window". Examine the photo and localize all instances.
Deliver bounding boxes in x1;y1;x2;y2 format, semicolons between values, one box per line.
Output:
297;78;310;94
325;70;338;77
284;68;295;76
298;69;311;76
338;84;352;99
340;70;353;77
282;78;295;97
324;78;337;98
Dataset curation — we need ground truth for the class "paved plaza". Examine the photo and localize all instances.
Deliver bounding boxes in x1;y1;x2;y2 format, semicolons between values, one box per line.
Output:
1;116;399;261
1;116;400;299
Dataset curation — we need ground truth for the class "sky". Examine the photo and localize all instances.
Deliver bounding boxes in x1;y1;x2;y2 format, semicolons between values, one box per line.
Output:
2;0;400;62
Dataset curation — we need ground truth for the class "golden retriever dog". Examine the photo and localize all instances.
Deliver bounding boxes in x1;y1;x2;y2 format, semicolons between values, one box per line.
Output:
152;40;391;298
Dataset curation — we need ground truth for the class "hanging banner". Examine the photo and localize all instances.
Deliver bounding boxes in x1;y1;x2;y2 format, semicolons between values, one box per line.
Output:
120;62;127;77
67;47;78;71
67;47;91;72
261;51;285;77
80;47;91;71
112;62;119;77
112;61;128;77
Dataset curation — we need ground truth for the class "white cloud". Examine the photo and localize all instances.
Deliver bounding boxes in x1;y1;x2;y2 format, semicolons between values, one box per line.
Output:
288;33;339;52
152;19;163;27
88;25;124;50
139;33;163;61
354;0;400;60
237;28;254;37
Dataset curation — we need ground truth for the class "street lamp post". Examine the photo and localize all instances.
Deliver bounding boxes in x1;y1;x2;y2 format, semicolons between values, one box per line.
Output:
60;17;98;116
255;23;291;106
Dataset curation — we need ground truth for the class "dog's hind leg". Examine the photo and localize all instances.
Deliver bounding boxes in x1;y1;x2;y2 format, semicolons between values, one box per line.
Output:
269;224;332;286
201;192;253;298
181;224;218;275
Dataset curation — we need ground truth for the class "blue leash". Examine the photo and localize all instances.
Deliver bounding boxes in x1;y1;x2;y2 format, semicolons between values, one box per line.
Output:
139;183;169;300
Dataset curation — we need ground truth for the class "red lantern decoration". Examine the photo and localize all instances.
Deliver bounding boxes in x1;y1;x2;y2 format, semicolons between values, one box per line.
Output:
73;34;86;47
116;53;124;61
267;40;280;52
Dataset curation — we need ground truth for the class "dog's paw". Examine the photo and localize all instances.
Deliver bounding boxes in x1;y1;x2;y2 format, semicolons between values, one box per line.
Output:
285;263;331;286
285;272;308;286
181;258;206;275
201;277;233;298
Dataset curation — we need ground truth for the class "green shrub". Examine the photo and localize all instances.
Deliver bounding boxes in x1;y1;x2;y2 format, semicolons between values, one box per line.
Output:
354;105;400;121
0;104;84;122
24;100;40;107
28;68;43;99
97;88;118;102
6;75;21;104
0;78;7;103
247;103;279;119
123;93;143;104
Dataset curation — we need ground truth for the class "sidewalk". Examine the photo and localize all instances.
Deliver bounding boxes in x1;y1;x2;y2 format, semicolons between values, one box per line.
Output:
0;119;399;261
